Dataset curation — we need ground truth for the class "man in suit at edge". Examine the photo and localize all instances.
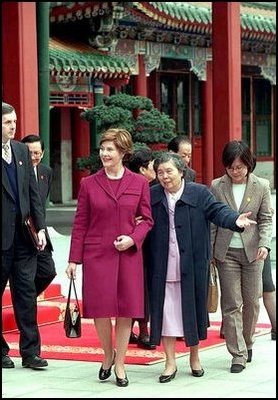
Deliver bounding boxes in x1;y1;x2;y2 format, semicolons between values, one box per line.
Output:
21;135;56;296
2;102;48;369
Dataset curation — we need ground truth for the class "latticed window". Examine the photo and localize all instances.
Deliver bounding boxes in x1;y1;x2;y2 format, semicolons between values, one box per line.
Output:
242;77;272;158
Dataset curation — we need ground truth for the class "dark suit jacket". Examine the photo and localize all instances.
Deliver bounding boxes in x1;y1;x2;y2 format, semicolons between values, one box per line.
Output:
2;140;46;250
35;163;53;251
36;164;52;214
184;166;196;182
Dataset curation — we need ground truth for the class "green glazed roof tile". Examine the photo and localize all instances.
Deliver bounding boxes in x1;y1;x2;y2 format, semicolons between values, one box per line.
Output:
49;38;132;76
143;2;275;34
241;13;276;33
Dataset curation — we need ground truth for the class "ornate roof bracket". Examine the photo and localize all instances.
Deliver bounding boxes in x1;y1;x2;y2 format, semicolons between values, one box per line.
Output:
143;55;161;76
88;3;126;51
242;52;276;85
189;59;207;81
260;66;276;85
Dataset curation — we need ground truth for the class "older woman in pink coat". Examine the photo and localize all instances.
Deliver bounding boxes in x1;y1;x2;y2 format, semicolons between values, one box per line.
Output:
66;129;153;387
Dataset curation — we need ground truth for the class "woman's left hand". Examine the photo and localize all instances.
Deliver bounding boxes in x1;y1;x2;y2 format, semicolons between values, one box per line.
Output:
256;246;269;261
114;235;134;251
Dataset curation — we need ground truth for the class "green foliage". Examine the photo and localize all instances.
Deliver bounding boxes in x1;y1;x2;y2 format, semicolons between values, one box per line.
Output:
77;93;176;172
133;142;150;151
104;93;153;111
81;105;133;134
76;150;102;174
134;109;176;143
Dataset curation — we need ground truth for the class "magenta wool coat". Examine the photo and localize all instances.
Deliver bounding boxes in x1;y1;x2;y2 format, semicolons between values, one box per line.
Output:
68;167;154;318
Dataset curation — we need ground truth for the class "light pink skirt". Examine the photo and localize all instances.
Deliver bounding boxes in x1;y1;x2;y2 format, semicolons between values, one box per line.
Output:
161;281;183;337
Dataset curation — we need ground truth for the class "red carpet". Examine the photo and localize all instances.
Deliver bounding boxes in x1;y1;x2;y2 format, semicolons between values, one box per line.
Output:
5;321;271;365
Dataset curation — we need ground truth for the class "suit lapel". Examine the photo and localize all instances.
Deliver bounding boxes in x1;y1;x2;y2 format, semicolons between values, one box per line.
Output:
12;141;26;197
222;176;238;210
2;160;15;200
239;174;256;213
115;169;135;199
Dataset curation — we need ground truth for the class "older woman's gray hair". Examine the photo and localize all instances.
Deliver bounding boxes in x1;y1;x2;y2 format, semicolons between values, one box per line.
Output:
153;152;186;175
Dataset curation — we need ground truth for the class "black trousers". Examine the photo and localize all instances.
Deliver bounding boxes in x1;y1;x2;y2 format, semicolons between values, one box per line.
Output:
262;252;275;292
35;246;56;296
2;221;41;358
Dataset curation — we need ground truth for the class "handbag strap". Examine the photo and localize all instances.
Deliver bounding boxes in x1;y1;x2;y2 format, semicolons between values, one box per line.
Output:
66;276;80;311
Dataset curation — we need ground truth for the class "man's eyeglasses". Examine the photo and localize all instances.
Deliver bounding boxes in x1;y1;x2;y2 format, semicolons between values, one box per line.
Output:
30;151;43;157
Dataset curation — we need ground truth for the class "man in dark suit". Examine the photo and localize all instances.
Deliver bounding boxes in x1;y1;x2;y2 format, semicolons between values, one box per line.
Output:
2;102;48;369
167;135;196;182
21;135;56;295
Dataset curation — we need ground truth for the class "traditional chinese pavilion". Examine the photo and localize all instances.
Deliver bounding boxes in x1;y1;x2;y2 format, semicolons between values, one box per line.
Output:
2;2;276;202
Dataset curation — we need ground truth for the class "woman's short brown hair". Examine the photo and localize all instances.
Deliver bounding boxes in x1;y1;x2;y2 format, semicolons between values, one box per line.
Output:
222;140;255;175
100;128;133;159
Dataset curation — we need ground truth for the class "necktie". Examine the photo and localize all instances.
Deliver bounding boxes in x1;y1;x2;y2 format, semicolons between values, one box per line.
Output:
2;143;11;164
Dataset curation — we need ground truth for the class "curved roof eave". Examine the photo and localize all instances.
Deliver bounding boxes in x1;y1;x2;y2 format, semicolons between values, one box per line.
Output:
49;37;133;78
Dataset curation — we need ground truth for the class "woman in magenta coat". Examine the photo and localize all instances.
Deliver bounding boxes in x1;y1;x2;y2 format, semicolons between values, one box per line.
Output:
66;128;153;387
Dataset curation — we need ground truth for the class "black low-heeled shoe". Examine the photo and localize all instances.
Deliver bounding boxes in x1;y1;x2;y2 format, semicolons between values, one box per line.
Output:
114;369;129;387
137;335;156;350
129;332;139;344
98;350;116;381
191;368;204;377
159;369;177;383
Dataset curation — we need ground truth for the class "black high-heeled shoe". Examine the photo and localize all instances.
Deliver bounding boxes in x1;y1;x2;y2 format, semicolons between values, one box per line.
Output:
114;368;129;387
98;350;116;381
159;369;177;383
191;368;204;377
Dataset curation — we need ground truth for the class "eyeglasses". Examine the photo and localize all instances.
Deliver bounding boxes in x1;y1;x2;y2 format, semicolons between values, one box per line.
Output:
226;165;246;172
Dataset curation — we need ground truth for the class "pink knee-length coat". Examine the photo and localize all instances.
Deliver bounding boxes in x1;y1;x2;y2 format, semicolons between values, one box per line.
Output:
68;167;154;318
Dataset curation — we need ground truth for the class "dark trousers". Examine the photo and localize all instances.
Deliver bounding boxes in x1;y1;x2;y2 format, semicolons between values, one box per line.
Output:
2;221;41;358
262;253;275;292
35;247;56;296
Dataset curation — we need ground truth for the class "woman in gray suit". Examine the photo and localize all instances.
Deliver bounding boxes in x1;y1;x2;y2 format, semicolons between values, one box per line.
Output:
211;140;273;374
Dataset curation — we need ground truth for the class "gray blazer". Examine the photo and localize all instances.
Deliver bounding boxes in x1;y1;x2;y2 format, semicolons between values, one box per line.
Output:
210;173;273;263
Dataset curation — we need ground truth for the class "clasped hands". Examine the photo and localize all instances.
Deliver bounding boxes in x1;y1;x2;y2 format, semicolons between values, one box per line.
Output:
114;235;134;252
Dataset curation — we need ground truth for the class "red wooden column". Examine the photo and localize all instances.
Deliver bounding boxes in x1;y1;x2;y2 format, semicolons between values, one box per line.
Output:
202;61;214;186
212;2;242;178
103;84;110;96
134;54;147;97
72;108;91;199
2;3;39;138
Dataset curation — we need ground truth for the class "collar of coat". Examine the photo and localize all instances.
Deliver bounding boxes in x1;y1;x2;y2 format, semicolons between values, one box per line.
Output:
94;167;145;200
150;180;203;208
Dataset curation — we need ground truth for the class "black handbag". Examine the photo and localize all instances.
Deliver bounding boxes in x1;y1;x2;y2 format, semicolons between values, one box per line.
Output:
64;276;82;338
